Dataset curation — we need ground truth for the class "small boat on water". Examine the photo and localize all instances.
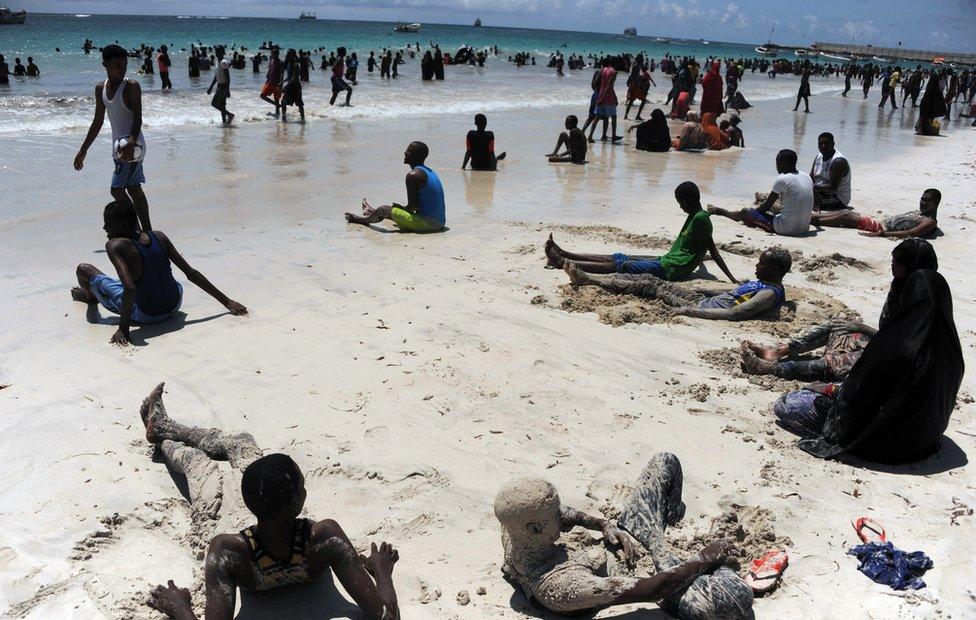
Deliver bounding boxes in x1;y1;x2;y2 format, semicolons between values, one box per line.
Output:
474;17;482;27
794;48;820;57
755;44;782;56
623;27;637;37
701;39;710;45
394;22;421;33
872;55;892;63
0;6;27;24
298;11;316;20
655;37;671;43
821;52;853;62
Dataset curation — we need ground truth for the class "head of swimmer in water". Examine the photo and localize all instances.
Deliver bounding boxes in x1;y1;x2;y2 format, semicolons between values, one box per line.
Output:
242;454;307;523
775;149;799;175
337;46;346;57
101;44;128;81
755;247;792;283
919;188;941;218
674;181;702;214
564;115;579;130
474;113;487;131
102;201;139;239
817;132;836;160
494;477;562;547
403;141;429;167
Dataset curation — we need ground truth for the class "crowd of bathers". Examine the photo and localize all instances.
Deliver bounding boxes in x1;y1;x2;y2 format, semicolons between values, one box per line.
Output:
57;38;967;620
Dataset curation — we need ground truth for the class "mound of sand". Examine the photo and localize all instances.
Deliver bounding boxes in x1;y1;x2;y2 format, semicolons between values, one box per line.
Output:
798;253;873;284
514;221;672;251
554;284;681;327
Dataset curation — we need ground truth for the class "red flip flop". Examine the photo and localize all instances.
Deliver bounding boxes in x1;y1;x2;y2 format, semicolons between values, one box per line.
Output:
852;517;886;544
744;549;789;595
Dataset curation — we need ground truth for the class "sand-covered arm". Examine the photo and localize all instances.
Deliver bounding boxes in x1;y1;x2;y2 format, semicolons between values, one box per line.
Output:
676;288;778;321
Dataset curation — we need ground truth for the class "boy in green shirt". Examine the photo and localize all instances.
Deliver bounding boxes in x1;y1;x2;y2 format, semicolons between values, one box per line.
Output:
544;181;737;283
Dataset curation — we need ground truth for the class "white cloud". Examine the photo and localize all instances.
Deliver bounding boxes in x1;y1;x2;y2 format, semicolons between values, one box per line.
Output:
929;30;951;46
840;20;880;43
719;2;748;28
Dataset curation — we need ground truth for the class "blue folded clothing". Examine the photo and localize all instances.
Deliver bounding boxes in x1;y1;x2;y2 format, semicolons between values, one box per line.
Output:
848;541;933;590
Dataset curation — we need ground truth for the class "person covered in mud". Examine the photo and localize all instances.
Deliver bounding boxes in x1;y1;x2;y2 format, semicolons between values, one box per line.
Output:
494;452;754;617
811;188;940;239
544;181;737;283
561;247;792;321
739;321;876;381
139;383;402;619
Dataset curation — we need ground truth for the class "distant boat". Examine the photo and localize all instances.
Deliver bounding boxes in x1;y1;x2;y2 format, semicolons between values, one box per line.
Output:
700;39;710;45
655;37;671;43
821;52;852;62
623;27;637;37
394;22;420;33
0;6;27;24
755;45;781;56
932;57;945;65
794;48;819;57
473;17;482;27
872;55;892;63
298;11;316;20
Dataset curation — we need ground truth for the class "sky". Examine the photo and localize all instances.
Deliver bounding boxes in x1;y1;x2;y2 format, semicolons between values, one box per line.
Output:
15;0;976;51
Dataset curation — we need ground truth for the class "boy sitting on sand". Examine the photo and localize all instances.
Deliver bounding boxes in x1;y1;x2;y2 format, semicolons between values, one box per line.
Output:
546;115;588;164
561;247;792;321
811;188;940;239
494;452;752;617
139;383;402;620
345;141;446;233
71;201;247;346
544;181;738;283
708;150;813;237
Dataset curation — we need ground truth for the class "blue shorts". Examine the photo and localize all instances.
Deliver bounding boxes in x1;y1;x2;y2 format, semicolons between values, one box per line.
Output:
744;208;775;233
111;159;146;189
596;104;618;118
613;253;666;276
588;91;599;117
89;274;182;324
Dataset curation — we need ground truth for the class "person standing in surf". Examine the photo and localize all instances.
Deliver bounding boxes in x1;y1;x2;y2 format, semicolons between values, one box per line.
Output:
330;47;353;106
74;44;152;231
207;58;234;124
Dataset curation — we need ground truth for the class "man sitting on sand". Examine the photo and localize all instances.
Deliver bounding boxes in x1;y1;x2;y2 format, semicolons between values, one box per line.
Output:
739;321;876;381
462;113;507;171
708;150;813;236
494;452;753;617
809;132;851;211
138;384;402;619
562;247;792;321
812;188;940;239
345;141;446;233
544;181;738;283
546;115;587;164
71;201;247;346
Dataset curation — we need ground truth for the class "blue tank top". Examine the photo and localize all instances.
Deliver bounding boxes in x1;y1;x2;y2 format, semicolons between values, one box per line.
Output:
133;232;182;316
414;164;446;225
700;280;786;311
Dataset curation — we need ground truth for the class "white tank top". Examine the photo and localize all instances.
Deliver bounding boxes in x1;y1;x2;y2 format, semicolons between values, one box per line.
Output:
102;79;146;161
812;148;851;206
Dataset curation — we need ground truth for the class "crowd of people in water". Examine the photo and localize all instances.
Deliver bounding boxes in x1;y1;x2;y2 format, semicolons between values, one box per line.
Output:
40;29;968;618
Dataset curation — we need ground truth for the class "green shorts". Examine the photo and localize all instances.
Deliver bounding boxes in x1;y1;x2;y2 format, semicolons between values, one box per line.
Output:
390;207;444;233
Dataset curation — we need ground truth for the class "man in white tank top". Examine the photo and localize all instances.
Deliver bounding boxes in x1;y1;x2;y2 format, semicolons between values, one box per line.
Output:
810;132;852;211
73;44;152;231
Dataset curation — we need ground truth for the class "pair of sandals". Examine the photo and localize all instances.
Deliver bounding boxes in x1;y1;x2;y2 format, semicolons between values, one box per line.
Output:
742;516;886;595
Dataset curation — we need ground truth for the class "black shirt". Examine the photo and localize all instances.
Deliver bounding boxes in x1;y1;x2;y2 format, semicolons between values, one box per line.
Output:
466;130;495;170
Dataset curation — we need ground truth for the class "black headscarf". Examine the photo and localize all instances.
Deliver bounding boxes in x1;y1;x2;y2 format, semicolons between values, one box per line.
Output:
800;270;963;464
879;238;938;329
635;108;671;152
919;74;948;119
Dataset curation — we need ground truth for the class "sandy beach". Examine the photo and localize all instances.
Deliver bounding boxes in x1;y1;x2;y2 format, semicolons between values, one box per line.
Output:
1;82;975;619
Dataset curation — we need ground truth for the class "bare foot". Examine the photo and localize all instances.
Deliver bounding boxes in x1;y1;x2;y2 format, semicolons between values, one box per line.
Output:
71;286;94;303
744;340;786;362
563;260;588;286
740;346;775;375
140;382;172;443
544;234;565;268
345;212;368;224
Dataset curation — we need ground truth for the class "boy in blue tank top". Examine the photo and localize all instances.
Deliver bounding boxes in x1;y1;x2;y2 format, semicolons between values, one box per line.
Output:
345;141;446;233
71;201;248;346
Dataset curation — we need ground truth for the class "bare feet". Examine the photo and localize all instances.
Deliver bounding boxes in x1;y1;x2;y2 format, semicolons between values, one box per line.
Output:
544;234;565;268
140;382;172;443
742;340;785;362
563;260;588;286
740;345;775;375
345;199;375;225
706;205;719;215
71;286;94;303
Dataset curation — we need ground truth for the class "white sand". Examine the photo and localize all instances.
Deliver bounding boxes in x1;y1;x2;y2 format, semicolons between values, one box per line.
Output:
1;90;975;619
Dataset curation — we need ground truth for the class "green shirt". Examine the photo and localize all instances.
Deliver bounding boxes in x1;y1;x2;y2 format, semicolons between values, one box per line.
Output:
659;209;712;280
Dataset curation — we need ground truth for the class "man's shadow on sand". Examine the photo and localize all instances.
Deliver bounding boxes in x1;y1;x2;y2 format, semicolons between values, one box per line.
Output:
506;586;756;620
234;575;363;619
86;305;230;346
355;225;451;235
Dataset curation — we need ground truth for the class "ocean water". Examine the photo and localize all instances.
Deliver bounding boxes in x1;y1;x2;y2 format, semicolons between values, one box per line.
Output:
0;13;843;136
